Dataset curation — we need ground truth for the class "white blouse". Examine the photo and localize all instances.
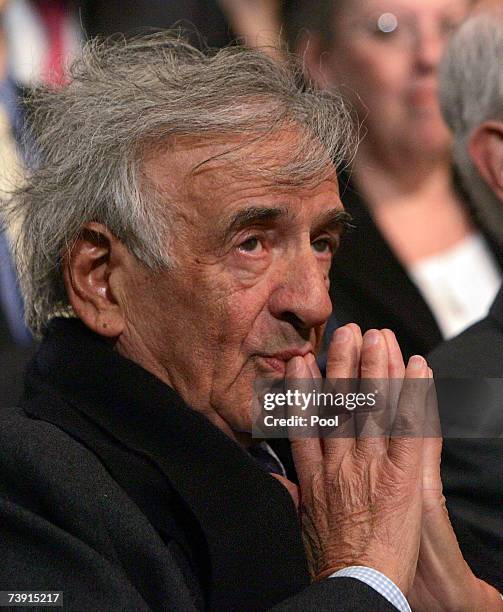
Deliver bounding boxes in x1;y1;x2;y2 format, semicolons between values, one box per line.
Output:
408;233;501;339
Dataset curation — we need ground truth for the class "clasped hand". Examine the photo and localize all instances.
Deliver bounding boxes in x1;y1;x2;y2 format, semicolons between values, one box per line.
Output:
274;325;502;611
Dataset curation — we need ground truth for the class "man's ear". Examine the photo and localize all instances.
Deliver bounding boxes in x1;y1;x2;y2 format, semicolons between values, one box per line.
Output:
62;222;127;338
296;31;333;90
469;120;503;202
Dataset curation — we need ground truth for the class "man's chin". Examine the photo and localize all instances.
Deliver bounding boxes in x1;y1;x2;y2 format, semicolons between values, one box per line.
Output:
220;411;255;447
202;406;253;442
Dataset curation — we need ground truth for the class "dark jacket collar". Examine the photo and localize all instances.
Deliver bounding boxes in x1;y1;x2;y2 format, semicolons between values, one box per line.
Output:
331;171;503;357
22;318;309;611
489;285;503;331
331;175;443;354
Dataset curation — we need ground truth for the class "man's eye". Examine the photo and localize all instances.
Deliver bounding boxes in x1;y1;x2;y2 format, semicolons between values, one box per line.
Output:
238;237;263;254
312;239;332;254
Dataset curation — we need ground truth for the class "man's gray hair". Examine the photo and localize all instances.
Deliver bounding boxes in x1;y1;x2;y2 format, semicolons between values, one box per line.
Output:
3;32;356;336
439;11;503;246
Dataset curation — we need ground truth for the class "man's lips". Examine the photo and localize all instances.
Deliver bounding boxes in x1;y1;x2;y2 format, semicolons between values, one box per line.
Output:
258;348;313;374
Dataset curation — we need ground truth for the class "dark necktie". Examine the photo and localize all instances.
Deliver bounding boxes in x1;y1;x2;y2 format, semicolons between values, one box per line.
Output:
248;442;285;476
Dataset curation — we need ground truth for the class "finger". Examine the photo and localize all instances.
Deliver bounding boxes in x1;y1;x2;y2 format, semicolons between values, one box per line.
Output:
388;355;429;469
305;353;327;438
422;368;443;507
360;329;388;378
347;323;363;378
303;353;327;437
285;356;313;437
323;325;356;457
286;356;323;491
382;329;405;436
326;324;359;379
356;330;389;453
305;352;322;379
382;329;405;379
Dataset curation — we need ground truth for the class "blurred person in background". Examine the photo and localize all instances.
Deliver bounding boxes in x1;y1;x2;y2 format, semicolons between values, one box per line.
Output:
217;0;286;61
0;0;33;405
286;0;503;361
426;5;503;591
82;0;290;61
4;0;82;86
4;0;236;81
80;0;233;49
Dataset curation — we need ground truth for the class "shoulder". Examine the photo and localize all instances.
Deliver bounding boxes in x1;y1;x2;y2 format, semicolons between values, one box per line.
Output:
0;403;147;531
0;404;199;609
0;403;110;480
0;403;154;610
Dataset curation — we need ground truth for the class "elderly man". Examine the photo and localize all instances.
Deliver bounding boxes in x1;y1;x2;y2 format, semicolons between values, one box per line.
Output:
427;6;503;592
0;34;500;611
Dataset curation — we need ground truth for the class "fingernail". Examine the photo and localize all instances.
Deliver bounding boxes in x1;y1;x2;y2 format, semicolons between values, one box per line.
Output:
290;355;305;376
409;355;425;370
334;326;350;344
363;329;380;348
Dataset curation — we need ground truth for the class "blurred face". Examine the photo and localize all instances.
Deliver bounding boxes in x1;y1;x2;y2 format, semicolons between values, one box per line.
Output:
472;0;503;10
120;131;345;439
321;0;469;158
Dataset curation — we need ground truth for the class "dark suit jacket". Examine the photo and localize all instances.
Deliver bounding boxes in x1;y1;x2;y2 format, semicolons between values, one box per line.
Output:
329;174;503;361
428;287;503;592
0;318;396;611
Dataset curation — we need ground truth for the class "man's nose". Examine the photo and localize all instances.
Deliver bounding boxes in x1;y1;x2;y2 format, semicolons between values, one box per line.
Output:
268;249;332;331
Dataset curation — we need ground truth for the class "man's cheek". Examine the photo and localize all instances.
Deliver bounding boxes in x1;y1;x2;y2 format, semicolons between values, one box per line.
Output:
211;360;257;428
224;284;269;325
223;310;261;345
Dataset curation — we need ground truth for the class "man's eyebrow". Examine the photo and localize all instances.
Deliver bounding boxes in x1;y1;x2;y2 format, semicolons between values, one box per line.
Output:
312;209;354;235
222;206;287;241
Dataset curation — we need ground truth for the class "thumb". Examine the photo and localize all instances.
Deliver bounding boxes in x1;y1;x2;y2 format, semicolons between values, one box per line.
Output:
423;370;443;507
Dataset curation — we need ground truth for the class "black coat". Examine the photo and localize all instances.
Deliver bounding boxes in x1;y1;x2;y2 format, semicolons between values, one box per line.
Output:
329;175;503;361
0;318;396;611
428;287;503;592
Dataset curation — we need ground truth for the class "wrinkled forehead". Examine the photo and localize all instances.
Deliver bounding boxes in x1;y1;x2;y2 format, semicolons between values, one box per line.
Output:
142;128;338;204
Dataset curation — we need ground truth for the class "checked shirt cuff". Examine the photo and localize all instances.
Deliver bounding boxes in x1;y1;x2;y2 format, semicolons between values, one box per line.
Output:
330;566;411;612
